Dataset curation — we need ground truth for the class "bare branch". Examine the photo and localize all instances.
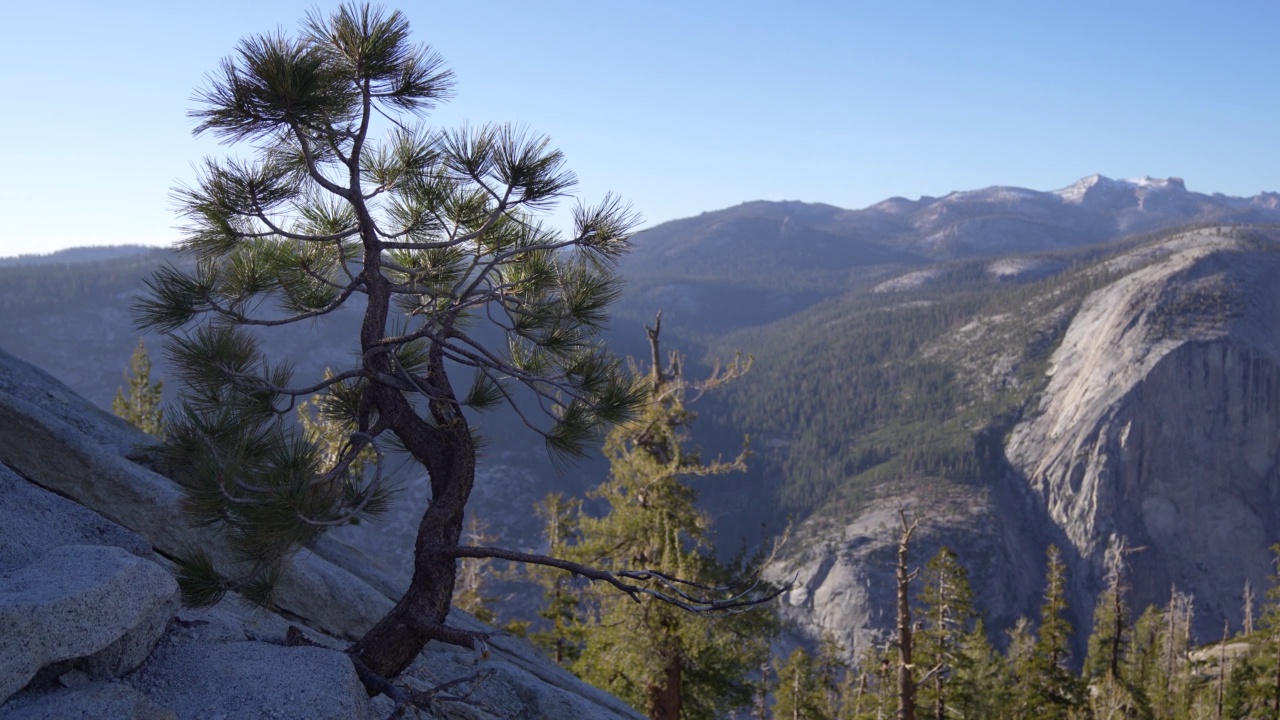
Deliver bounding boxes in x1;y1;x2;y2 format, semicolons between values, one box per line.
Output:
446;544;786;614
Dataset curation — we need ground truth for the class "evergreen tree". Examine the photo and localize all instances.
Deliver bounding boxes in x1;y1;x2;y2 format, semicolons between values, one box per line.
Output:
296;368;375;485
848;642;896;720
113;338;164;436
133;3;770;693
1084;536;1135;682
1014;545;1087;719
528;492;584;666
1159;587;1196;720
773;647;835;720
1084;536;1150;718
565;319;778;720
948;619;1014;720
815;632;849;719
1129;604;1176;718
873;643;900;720
915;546;976;720
893;509;922;720
1245;544;1280;717
1222;649;1265;720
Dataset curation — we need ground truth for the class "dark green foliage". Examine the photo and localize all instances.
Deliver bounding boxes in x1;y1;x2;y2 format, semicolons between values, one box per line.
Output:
947;619;1015;719
535;340;777;719
772;647;835;720
527;493;584;666
1220;544;1280;718
703;252;1131;529
915;546;979;720
1082;537;1156;718
1127;604;1178;718
1013;545;1087;719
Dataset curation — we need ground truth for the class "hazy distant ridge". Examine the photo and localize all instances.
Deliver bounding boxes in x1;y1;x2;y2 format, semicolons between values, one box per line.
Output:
0;245;160;267
622;174;1280;287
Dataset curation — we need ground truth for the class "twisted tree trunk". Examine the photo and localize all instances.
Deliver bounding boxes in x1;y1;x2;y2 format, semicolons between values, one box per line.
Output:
347;263;480;683
347;379;477;682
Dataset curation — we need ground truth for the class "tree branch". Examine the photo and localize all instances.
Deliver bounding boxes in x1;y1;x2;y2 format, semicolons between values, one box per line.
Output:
290;123;353;199
200;278;362;327
445;544;787;614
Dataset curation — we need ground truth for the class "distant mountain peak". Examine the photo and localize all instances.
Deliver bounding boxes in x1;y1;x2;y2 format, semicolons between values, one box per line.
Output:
1054;174;1188;204
1123;175;1186;191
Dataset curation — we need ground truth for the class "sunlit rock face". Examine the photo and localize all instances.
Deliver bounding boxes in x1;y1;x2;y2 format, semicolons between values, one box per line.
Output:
1007;229;1280;640
769;228;1280;661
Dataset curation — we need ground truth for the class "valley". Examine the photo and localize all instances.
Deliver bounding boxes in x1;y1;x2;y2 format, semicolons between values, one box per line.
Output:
3;174;1279;668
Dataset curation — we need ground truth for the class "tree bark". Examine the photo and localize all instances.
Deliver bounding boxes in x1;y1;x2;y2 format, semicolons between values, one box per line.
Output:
346;402;476;681
347;279;479;683
648;656;683;720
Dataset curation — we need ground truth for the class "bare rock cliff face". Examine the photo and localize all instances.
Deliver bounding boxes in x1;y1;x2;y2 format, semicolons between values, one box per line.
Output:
1007;229;1280;639
764;484;1046;662
769;228;1280;660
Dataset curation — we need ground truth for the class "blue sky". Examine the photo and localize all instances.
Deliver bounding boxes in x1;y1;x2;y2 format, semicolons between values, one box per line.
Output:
3;1;1278;257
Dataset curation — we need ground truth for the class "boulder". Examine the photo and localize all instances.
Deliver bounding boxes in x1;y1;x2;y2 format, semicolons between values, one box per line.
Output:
127;636;373;720
0;345;392;641
0;544;177;703
391;610;644;720
0;462;151;572
0;682;177;720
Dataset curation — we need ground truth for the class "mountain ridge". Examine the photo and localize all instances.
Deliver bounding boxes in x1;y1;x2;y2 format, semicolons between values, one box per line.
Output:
621;174;1280;289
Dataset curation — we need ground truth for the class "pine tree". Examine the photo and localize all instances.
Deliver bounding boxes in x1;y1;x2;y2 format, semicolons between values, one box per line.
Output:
132;3;771;693
113;338;164;436
1158;586;1196;719
1014;544;1086;719
565;318;778;720
773;647;835;720
1084;536;1135;682
847;642;897;720
528;492;584;666
1251;544;1280;717
915;546;976;720
296;368;375;486
1084;536;1150;718
948;619;1013;720
893;509;921;720
1129;604;1173;717
815;632;849;719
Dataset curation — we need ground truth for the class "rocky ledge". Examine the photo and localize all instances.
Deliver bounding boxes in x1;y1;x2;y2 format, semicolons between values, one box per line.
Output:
0;346;640;719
